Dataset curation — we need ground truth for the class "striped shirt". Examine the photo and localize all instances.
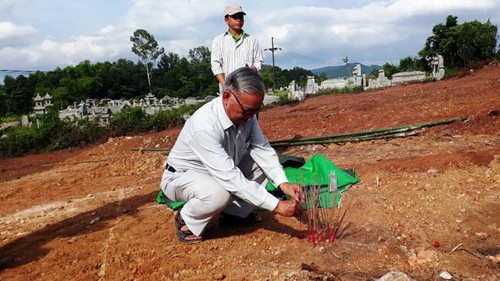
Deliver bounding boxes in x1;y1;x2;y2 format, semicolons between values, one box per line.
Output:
211;31;264;78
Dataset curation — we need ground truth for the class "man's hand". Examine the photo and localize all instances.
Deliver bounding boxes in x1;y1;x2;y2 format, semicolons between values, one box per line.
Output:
273;199;302;217
278;182;304;203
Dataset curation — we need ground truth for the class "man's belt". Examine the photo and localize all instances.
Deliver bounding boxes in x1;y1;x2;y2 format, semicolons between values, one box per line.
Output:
165;163;176;173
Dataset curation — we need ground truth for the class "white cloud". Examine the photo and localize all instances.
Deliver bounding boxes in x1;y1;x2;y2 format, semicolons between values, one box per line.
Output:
0;21;37;40
0;0;499;73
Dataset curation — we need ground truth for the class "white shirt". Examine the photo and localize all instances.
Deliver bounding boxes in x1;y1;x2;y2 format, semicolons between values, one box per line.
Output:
211;31;264;77
166;96;287;211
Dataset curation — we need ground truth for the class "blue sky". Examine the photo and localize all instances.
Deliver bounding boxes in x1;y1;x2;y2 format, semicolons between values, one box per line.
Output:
1;0;499;82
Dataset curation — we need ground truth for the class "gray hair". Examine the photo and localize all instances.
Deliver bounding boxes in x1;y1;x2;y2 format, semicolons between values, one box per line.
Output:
224;67;265;96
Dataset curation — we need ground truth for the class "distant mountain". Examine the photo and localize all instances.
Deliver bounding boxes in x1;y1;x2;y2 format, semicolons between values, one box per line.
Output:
311;63;382;79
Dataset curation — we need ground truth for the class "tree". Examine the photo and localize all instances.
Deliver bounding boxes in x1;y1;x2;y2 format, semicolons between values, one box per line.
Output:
419;15;498;68
0;85;7;116
188;46;211;64
457;20;498;65
187;46;217;97
130;29;165;93
382;63;399;79
398;56;427;72
315;73;328;85
3;75;35;115
282;67;314;87
158;52;181;71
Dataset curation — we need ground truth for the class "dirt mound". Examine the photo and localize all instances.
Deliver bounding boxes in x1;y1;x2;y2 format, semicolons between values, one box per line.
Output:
1;66;499;280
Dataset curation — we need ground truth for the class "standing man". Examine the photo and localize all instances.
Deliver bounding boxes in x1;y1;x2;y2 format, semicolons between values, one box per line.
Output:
211;3;264;93
160;67;302;243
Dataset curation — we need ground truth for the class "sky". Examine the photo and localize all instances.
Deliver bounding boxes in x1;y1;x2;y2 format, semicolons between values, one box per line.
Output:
1;0;499;83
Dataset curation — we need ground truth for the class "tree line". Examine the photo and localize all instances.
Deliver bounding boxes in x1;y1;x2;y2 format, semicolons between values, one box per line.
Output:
0;15;498;158
0;29;314;118
377;15;498;78
2;15;496;118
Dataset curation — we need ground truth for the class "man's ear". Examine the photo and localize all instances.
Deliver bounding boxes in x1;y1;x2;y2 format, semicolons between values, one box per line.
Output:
222;90;231;101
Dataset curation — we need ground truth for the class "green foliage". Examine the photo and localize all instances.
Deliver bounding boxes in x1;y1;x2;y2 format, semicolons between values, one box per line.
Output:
265;92;298;106
281;67;314;87
419;15;498;68
3;75;35;115
382;63;399;79
380;56;427;79
260;64;289;91
315;85;364;97
315;73;328;85
130;29;165;92
0;87;7;116
444;66;460;78
398;56;426;72
0;110;104;157
0;115;18;123
108;104;203;136
108;107;149;135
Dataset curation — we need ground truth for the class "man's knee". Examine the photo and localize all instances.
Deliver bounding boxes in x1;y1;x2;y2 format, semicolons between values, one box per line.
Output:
200;188;232;212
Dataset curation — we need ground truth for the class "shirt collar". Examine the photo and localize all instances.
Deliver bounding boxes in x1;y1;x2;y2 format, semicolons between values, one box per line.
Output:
215;96;234;130
226;30;245;43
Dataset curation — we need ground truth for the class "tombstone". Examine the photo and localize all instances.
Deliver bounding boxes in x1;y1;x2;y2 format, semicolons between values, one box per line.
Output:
287;80;305;101
431;55;445;80
33;93;45;115
320;78;348;90
288;80;298;92
43;93;52;107
392;71;426;85
21;115;29;126
304;76;318;95
352;64;362;86
377;69;391;87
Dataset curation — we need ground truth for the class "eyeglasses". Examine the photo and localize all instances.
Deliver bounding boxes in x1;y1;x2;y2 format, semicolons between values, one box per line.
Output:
230;91;262;116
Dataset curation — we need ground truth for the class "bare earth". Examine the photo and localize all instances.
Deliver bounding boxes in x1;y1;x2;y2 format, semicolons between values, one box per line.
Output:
1;66;499;281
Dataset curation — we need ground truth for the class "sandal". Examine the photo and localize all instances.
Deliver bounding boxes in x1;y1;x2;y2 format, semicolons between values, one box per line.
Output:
218;212;263;227
175;210;203;243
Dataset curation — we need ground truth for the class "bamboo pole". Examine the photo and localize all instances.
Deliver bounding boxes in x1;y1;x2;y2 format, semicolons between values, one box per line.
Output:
130;148;169;152
271;129;422;148
41;159;108;166
270;116;467;147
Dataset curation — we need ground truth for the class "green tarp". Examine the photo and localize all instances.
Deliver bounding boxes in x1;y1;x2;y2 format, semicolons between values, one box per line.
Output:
156;154;361;210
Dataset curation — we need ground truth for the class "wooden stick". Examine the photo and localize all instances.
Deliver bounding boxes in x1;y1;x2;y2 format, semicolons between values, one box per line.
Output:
41;159;108;166
130;148;169;151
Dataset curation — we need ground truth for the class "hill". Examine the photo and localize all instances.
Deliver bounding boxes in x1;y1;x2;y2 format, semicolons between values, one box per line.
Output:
311;62;382;78
1;66;499;280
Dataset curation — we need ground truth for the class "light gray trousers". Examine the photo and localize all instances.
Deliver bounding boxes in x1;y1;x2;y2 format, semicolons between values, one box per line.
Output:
160;154;267;236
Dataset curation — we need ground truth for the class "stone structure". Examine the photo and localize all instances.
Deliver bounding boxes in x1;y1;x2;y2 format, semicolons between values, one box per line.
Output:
28;93;212;127
366;69;392;89
431;55;445;80
287;80;305;101
263;94;279;105
365;55;445;90
319;78;349;90
33;93;53;115
286;76;319;101
352;64;363;87
391;71;426;85
304;76;319;95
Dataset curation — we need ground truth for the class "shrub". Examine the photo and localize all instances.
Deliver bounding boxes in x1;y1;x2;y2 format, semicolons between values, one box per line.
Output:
0;113;104;157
